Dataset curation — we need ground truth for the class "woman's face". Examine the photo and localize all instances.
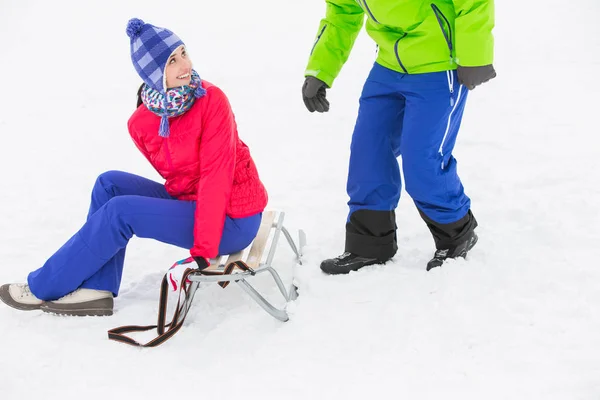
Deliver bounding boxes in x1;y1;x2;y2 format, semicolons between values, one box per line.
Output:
164;45;192;89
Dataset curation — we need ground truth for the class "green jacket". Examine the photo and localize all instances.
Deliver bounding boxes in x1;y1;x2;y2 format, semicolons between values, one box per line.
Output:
305;0;495;87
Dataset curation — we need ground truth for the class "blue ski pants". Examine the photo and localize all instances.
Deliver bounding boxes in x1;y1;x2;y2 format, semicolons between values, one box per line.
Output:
347;63;471;224
27;171;261;301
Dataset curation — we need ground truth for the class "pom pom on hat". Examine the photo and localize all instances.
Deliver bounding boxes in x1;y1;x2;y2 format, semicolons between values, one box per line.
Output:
126;18;145;39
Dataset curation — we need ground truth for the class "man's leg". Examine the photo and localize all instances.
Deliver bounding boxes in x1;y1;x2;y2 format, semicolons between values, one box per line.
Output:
399;70;478;269
321;63;405;274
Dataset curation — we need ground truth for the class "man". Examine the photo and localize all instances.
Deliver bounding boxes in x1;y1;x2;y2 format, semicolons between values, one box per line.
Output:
302;0;495;274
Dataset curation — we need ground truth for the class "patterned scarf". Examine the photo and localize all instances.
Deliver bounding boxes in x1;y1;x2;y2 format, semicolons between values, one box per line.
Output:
141;70;206;137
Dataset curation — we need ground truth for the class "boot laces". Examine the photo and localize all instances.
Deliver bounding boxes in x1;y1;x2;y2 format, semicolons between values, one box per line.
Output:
335;252;353;261
15;284;35;299
434;249;449;259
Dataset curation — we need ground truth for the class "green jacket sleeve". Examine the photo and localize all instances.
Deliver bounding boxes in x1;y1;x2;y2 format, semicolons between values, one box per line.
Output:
452;0;495;66
305;0;365;88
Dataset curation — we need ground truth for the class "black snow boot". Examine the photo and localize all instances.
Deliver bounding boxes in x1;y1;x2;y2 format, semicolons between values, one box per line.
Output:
320;252;386;275
426;231;479;271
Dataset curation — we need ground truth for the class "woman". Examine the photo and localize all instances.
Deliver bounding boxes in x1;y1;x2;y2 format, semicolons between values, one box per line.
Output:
0;18;268;316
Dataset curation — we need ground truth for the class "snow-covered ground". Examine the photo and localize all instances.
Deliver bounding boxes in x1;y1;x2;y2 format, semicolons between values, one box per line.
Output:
1;1;599;398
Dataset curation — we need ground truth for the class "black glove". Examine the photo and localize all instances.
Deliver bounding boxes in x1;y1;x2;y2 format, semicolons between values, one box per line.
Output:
457;64;497;90
193;256;209;270
302;76;330;113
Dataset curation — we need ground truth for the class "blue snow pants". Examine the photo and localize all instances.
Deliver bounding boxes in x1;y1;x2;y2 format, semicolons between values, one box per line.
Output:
348;63;471;224
27;171;262;301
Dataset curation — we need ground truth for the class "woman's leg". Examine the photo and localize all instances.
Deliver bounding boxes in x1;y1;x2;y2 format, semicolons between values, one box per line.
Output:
87;170;173;217
86;171;262;256
28;170;174;300
28;190;262;300
218;214;262;255
79;171;174;294
80;213;261;296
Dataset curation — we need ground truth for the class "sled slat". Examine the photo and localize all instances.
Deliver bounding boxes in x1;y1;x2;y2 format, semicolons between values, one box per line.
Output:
246;211;277;269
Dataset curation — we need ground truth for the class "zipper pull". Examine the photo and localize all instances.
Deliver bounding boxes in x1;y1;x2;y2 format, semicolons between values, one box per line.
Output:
447;70;454;106
447;69;454;94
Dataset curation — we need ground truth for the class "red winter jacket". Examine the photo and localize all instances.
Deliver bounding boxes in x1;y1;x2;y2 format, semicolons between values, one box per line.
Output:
127;81;268;259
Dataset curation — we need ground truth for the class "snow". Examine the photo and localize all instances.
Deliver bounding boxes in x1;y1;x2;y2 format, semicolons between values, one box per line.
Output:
1;0;599;398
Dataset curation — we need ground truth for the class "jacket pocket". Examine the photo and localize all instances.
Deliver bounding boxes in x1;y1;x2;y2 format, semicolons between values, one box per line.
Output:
310;24;327;56
393;33;408;73
431;4;453;58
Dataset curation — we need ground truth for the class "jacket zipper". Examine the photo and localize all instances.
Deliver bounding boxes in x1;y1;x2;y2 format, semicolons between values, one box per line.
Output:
394;33;408;73
310;24;327;56
432;4;456;107
359;0;380;24
431;4;453;60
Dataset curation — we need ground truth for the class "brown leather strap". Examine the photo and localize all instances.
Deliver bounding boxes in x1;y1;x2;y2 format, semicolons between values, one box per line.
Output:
198;260;254;288
107;261;254;347
107;267;196;347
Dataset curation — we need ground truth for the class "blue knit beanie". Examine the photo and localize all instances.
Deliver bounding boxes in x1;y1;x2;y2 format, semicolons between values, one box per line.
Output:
126;18;185;136
126;18;184;92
